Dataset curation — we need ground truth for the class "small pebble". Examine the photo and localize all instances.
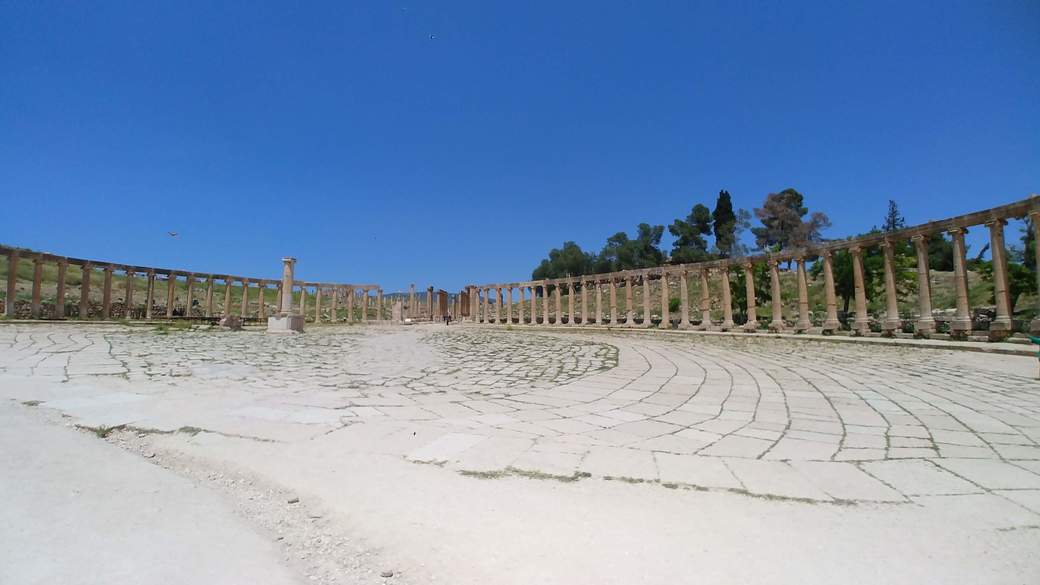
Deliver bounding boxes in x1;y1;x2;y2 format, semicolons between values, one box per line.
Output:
287;497;300;504
381;570;394;578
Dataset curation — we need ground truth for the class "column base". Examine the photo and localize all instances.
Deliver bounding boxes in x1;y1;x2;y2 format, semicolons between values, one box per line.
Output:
677;322;692;330
267;314;305;334
821;319;840;332
794;320;812;333
743;322;759;333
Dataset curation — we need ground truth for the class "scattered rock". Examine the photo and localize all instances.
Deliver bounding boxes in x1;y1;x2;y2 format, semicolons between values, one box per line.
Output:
219;315;243;330
380;570;394;578
287;497;300;504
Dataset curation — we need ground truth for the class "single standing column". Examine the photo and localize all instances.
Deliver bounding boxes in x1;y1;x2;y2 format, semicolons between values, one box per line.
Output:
125;270;135;318
768;260;783;332
409;284;416;319
624;276;635;326
375;289;382;322
427;286;434;321
821;250;840;332
4;249;17;318
240;280;249;318
679;269;691;329
659;271;671;329
743;263;758;332
55;259;68;319
145;271;156;319
102;265;114;320
642;273;652;327
543;282;551;325
185;274;195;318
580;281;588;325
699;269;712;329
881;240;901;335
314;287;322;322
794;258;811;332
609;278;619;325
567;282;575;326
720;267;735;330
911;234;935;336
554;282;563;326
595;281;603;325
222;278;233;317
205;276;215;318
31;255;44;318
987;218;1013;337
301;285;309;319
850;247;869;335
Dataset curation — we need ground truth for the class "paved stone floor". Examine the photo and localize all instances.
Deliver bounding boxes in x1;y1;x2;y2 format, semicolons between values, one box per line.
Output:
3;322;1040;583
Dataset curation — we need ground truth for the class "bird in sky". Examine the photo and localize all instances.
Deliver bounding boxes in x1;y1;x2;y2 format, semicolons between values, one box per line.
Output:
167;231;179;238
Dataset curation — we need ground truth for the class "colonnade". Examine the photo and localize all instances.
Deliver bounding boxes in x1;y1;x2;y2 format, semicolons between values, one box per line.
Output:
0;247;380;323
466;197;1040;340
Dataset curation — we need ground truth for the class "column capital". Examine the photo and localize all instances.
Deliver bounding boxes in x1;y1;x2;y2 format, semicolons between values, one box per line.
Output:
985;216;1008;228
742;261;754;271
948;225;968;236
819;248;832;259
910;232;929;243
848;244;863;255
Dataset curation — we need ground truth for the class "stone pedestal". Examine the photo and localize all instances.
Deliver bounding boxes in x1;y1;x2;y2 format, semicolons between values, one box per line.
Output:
267;314;305;334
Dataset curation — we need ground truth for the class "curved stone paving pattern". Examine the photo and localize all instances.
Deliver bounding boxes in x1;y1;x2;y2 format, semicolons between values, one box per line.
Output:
2;324;1040;511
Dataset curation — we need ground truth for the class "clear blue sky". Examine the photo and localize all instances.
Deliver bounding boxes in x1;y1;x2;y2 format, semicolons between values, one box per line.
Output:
2;1;1037;292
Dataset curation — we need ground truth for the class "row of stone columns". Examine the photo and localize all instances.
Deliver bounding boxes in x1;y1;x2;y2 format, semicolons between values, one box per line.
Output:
467;212;1031;339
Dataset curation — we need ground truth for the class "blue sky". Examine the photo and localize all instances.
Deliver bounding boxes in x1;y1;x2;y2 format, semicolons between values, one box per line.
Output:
2;1;1037;292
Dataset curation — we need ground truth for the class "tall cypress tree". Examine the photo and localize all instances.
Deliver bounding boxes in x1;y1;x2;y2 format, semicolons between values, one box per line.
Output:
712;190;737;257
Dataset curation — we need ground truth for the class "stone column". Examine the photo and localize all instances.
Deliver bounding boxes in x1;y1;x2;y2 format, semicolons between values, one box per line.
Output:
4;249;17;318
609;278;619;325
495;287;503;323
567;281;575;326
314;287;322;322
720;267;734;331
911;234;935;336
409;284;416;319
794;258;810;333
850;247;869;335
743;263;758;332
543;282;551;326
769;260;783;332
821;250;840;333
125;270;135;319
346;287;354;322
624;275;635;326
659;271;671;329
31;255;44;318
595;281;603;325
363;289;371;322
55;259;68;319
376;289;382;322
554;282;563;326
144;271;156;319
698;269;712;330
942;229;969;335
102;265;114;320
987;218;1013;337
506;287;514;324
80;263;93;319
205;276;215;318
881;240;901;334
185;274;196;318
679;269;691;329
220;278;231;317
517;286;525;324
427;286;434;321
240;280;249;318
580;281;588;325
258;283;267;320
529;286;537;324
331;287;340;322
642;272;652;327
1032;213;1040;334
300;285;308;319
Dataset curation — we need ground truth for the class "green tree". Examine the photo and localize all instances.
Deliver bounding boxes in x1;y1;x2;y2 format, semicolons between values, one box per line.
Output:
712;190;737;257
531;241;596;280
669;203;713;264
882;199;905;232
731;263;772;321
598;224;665;271
927;235;954;271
